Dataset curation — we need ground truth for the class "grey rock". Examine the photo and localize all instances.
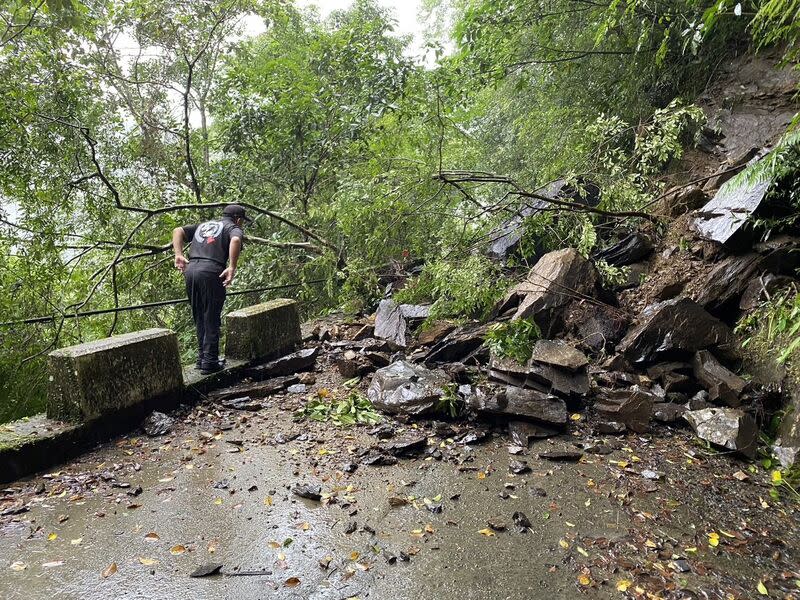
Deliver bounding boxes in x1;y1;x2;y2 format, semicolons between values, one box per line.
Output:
684;407;758;458
653;403;687;424
595;387;655;433
596;421;627;434
467;386;568;426
209;375;300;400
508;420;559;446
594;232;654;266
367;361;449;416
221;396;263;411
772;445;799;469
143;411;174;436
618;298;734;364
425;323;488;363
286;384;307;394
489;354;589;398
374;300;430;347
692;176;771;247
692;350;747;407
246;347;319;379
529;340;589;372
494;248;601;337
380;434;427;456
292;484;322;501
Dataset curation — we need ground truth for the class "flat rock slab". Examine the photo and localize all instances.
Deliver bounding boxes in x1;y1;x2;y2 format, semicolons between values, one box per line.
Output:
692;179;771;247
48;328;183;423
208;375;300;401
246;347;319;379
489;354;589;398
468;386;568;426
225;298;301;362
529;340;589;372
684;407;758;458
539;450;584;462
618;298;734;365
508;420;559;446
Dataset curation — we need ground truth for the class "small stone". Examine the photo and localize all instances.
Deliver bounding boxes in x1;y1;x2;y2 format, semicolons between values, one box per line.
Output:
509;460;531;474
286;384;307;394
189;563;223;578
143;411;174;436
291;484;322;501
539;450;583;462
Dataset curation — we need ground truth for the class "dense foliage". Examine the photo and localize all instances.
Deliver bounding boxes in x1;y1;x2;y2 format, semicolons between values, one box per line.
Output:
0;0;793;420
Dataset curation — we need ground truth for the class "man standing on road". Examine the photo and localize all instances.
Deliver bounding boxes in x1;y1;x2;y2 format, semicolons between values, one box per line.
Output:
172;204;249;374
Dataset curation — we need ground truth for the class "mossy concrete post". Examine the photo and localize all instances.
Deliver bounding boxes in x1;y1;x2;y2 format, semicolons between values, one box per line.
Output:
225;298;301;362
47;328;184;423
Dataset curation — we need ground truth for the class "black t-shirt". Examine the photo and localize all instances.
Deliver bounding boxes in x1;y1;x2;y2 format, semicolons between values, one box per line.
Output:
182;217;243;268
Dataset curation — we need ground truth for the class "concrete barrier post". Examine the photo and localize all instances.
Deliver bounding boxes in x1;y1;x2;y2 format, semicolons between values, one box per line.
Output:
47;328;184;423
225;298;301;362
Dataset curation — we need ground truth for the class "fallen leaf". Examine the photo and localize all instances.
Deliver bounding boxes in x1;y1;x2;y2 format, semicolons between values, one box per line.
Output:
138;557;158;566
350;551;360;561
170;545;186;555
213;498;223;505
268;541;281;549
9;562;27;571
70;538;82;546
757;581;768;595
299;522;310;531
284;577;301;587
578;574;591;586
570;413;582;421
577;546;588;557
424;523;435;534
145;532;160;541
47;533;58;541
477;471;486;480
559;539;570;549
264;496;273;506
101;562;118;578
708;532;720;547
478;528;496;537
42;561;63;568
616;579;632;592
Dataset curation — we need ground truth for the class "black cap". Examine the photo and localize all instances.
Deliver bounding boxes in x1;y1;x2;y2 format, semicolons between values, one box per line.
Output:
222;204;252;222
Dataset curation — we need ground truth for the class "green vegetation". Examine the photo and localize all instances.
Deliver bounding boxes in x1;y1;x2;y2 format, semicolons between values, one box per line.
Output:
294;389;382;426
0;0;795;421
737;287;800;366
485;319;541;363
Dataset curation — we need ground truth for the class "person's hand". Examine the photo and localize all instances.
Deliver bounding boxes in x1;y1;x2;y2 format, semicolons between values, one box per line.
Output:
174;255;189;273
220;266;236;287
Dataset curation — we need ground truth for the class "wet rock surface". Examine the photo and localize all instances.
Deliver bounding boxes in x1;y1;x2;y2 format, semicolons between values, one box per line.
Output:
367;361;448;416
618;298;734;364
684;407;758;458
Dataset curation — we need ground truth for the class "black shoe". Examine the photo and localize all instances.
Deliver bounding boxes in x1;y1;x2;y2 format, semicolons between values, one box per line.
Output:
199;359;225;375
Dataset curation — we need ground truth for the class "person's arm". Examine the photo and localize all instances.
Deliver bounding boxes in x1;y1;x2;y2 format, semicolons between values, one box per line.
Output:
220;236;242;287
172;227;189;273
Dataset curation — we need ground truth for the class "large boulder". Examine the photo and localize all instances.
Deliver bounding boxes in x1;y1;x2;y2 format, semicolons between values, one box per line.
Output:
494;248;601;337
692;177;771;248
684;407;758;458
367;361;449;416
617;298;735;365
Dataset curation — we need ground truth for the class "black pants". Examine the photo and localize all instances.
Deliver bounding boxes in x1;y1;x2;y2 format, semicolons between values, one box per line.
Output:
184;262;226;366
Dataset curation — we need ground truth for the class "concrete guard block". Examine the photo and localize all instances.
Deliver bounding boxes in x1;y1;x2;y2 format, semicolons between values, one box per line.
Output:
225;298;301;362
47;328;183;423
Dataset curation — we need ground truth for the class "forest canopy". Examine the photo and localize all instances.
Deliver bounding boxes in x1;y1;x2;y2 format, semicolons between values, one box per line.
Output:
0;0;796;420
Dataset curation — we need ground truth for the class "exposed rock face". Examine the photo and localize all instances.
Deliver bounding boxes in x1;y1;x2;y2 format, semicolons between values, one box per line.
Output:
655;186;708;218
617;298;734;365
653;403;687;424
684;407;758;458
565;302;629;354
367;361;449;416
417;321;457;346
494;248;601;336
374;300;431;347
594;388;655;433
466;386;568;426
692;350;747;407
